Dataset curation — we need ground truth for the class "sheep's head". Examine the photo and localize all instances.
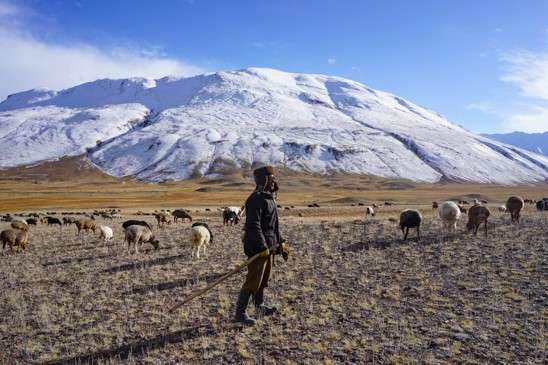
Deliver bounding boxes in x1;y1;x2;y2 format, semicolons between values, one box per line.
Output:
151;239;160;251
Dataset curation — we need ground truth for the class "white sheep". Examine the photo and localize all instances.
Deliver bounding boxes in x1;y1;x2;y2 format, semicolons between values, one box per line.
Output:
498;205;507;212
438;201;461;232
188;225;211;258
99;225;113;242
224;206;245;217
365;206;375;217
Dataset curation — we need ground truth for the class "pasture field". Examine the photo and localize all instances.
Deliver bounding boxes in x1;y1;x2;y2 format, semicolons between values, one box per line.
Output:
0;195;547;364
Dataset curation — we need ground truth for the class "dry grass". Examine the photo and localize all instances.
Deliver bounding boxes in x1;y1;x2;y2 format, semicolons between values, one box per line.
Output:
0;161;546;364
0;200;546;364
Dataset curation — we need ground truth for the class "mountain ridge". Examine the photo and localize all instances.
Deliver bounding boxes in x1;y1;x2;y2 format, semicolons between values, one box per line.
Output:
480;131;547;157
1;67;547;185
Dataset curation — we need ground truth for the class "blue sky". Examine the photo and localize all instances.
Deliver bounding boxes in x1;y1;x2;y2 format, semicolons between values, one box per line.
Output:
1;0;547;134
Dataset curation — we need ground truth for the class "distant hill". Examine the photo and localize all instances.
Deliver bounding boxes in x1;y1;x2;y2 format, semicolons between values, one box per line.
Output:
480;131;547;157
1;68;547;185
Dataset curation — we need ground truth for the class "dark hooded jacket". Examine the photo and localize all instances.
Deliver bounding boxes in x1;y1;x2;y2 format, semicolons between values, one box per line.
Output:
242;190;281;257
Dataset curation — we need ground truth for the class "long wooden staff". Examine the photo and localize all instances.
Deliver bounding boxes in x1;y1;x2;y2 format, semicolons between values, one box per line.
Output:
168;247;276;313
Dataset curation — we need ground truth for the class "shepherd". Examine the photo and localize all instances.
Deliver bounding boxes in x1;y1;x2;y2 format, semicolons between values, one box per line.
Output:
234;165;284;325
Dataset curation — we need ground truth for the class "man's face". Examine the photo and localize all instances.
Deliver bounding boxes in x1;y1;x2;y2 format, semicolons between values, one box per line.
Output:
265;175;277;192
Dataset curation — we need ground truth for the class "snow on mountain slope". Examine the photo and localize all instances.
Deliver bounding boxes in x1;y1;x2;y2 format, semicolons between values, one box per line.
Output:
1;68;547;184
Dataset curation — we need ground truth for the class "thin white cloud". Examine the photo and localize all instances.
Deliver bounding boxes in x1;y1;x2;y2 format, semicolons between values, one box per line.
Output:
0;0;204;101
327;58;337;65
471;49;548;133
497;50;548;132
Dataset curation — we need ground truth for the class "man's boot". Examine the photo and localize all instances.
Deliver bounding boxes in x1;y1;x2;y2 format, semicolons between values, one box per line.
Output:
253;288;278;316
234;290;256;325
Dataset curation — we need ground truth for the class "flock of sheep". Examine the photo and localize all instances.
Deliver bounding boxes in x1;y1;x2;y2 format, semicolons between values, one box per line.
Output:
396;195;540;240
0;206;243;257
0;196;545;256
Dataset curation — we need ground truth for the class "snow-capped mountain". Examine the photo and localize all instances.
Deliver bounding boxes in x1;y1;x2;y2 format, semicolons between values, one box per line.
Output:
0;68;547;185
480;131;547;157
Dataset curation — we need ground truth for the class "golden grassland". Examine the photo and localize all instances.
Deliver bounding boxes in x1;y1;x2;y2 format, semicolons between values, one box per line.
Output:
0;158;547;364
0;155;546;212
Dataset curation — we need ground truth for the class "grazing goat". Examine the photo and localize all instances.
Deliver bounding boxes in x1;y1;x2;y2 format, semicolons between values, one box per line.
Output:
466;205;491;237
122;220;153;231
365;206;375;217
432;201;439;210
1;229;28;254
188;225;211;258
172;209;193;223
192;222;213;243
505;195;524;223
99;225;113;242
223;210;240;225
399;209;422;240
155;212;172;228
438;201;461;232
10;221;29;232
124;225;159;253
384;202;394;207
75;219;96;235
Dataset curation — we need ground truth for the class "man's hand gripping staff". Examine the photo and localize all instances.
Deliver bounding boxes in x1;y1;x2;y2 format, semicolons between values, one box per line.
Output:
168;241;289;313
260;240;290;261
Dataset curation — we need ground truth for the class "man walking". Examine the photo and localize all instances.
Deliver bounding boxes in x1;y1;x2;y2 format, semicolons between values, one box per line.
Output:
234;165;282;325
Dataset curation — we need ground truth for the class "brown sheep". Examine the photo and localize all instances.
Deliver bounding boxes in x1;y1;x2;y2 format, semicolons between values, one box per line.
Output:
155;212;172;228
457;204;467;213
1;229;28;254
172;209;193;223
75;219;97;235
505;196;525;223
10;221;29;232
466;205;491;237
63;217;76;226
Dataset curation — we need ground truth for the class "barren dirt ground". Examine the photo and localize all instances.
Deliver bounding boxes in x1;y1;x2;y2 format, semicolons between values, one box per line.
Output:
1;197;547;364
